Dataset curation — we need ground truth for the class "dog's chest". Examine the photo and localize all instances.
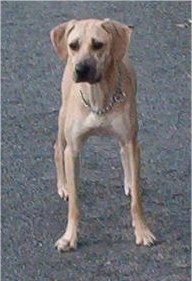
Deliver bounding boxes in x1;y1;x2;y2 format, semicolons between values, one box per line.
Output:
76;111;128;140
83;113;111;134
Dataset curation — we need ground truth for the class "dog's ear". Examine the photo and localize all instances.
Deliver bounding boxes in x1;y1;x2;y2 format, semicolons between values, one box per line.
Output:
101;19;134;61
50;20;76;61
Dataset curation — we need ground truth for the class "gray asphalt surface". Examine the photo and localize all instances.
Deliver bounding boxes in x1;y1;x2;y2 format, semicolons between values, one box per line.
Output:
1;1;191;281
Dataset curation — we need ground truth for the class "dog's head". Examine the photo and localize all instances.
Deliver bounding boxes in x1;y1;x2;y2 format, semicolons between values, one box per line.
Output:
50;19;133;84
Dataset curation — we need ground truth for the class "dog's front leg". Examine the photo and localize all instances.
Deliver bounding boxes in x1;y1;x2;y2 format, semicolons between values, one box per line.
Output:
55;144;79;252
120;139;156;246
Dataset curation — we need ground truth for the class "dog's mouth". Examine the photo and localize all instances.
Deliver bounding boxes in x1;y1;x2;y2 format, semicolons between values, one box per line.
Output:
73;73;101;84
73;60;101;84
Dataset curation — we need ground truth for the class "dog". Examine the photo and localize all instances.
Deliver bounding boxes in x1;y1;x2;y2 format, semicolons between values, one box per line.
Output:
50;18;156;252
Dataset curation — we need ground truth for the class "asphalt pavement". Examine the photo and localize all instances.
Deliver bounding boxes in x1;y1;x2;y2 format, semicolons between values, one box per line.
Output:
1;1;191;281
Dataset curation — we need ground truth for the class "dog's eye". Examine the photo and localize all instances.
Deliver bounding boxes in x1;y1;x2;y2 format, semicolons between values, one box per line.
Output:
69;41;79;51
92;41;104;50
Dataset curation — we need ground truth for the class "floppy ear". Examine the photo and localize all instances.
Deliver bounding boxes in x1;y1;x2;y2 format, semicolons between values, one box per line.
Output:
101;19;134;61
50;20;76;61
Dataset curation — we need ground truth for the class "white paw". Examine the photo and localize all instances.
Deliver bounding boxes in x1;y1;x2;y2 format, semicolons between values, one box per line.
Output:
134;223;156;246
55;235;77;252
57;183;68;200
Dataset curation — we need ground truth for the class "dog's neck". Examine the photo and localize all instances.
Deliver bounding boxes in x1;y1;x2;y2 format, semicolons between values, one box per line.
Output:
80;63;120;113
87;81;112;111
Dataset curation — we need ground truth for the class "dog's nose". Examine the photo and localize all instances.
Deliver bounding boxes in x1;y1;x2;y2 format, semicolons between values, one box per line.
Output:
75;62;90;78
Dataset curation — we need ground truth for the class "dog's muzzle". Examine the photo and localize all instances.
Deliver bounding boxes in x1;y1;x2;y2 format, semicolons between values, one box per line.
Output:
73;60;101;84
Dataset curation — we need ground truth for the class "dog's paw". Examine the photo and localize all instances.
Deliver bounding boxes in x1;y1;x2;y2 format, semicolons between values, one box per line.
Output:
57;183;68;201
134;223;156;246
55;236;77;252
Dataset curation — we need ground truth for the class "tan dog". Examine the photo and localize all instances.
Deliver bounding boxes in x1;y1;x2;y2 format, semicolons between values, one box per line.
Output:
50;19;156;252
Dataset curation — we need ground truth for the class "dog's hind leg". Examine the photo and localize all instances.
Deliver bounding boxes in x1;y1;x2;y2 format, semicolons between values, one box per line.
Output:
54;139;68;200
120;145;132;196
54;108;68;200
